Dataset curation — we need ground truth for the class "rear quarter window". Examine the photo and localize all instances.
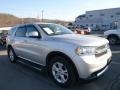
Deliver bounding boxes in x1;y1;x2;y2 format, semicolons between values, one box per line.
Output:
8;27;16;36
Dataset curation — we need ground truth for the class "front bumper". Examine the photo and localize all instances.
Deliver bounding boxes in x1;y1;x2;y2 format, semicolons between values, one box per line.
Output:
85;61;110;80
72;49;112;79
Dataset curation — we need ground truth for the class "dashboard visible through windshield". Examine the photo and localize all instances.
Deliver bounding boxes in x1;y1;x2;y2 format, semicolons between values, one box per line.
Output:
38;24;73;36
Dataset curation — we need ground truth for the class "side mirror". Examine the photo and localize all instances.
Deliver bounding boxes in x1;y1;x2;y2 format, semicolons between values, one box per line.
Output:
27;31;40;38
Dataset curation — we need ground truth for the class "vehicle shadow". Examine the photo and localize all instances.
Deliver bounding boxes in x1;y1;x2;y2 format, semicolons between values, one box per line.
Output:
15;59;112;90
13;59;90;89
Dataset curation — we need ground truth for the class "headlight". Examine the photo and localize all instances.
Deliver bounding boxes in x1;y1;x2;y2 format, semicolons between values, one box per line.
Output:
75;46;96;55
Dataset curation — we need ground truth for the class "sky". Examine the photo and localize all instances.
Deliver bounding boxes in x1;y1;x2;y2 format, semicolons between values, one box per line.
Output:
0;0;120;21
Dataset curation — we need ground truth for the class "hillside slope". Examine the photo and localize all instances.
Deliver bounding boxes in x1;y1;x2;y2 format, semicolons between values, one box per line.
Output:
0;13;69;27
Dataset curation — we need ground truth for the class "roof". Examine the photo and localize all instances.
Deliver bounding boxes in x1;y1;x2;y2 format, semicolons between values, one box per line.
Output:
86;7;120;13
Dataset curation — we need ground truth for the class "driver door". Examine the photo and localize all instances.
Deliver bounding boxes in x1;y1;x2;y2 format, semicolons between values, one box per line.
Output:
24;24;43;64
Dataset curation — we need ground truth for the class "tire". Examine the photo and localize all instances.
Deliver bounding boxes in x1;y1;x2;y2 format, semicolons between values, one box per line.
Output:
8;47;17;63
2;42;6;46
1;41;4;45
49;56;77;87
108;36;118;45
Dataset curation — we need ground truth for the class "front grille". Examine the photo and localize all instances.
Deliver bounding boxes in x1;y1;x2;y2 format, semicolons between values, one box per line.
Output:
95;44;108;57
87;64;108;80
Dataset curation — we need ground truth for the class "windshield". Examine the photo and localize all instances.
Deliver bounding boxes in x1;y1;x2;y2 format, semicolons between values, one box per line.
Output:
38;24;73;36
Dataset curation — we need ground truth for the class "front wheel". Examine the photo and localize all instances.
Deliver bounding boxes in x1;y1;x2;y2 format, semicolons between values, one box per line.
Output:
49;56;77;87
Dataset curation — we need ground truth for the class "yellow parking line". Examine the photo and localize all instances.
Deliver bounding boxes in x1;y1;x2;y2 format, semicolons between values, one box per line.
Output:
0;51;7;56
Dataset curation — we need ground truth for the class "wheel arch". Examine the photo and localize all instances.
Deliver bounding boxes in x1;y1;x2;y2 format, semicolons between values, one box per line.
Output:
46;51;79;78
107;34;119;39
7;44;12;49
7;45;13;50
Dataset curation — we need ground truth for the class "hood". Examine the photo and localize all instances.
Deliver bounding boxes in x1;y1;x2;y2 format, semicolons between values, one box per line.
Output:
50;34;108;46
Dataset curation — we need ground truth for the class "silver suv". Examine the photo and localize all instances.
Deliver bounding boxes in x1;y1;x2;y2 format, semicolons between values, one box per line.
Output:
6;23;112;87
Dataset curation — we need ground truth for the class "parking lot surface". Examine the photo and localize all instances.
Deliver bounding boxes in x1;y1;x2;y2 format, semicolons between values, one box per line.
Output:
0;44;120;90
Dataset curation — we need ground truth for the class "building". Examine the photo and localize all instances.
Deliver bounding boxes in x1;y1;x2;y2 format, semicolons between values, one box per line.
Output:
74;7;120;30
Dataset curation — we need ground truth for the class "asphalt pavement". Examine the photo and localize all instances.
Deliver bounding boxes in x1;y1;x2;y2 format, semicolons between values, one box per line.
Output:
0;44;120;90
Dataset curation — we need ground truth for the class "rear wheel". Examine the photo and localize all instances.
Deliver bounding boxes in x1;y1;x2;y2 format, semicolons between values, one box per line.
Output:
2;42;6;46
49;56;77;87
8;47;17;63
108;36;118;45
1;41;4;45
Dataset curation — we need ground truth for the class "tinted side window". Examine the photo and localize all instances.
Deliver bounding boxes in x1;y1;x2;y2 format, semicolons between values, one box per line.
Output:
15;26;27;37
26;25;38;33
